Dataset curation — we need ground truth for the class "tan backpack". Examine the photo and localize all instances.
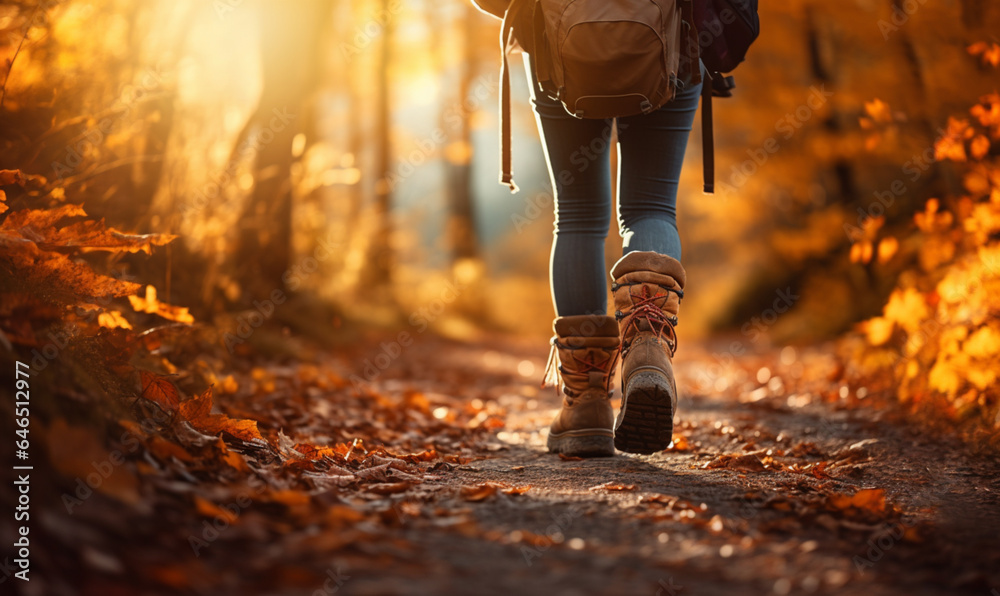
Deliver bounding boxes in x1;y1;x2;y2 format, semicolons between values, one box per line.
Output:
491;0;703;192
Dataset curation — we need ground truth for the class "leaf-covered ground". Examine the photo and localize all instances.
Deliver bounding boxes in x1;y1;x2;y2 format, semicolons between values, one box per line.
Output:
8;329;1000;596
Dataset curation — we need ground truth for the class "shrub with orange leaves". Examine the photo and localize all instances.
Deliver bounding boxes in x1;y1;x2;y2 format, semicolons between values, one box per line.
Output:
854;85;1000;442
0;169;192;349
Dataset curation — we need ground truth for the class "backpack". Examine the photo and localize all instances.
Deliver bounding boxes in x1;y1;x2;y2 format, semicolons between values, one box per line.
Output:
472;0;759;194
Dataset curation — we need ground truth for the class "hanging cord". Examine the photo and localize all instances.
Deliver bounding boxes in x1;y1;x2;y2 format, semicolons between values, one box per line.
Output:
542;338;619;396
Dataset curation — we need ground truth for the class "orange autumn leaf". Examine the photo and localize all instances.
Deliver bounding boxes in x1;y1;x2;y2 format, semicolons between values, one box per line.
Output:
0;169;25;186
177;385;265;443
828;488;887;514
970;135;990;160
970;92;1000;138
50;219;177;254
501;485;532;496
191;414;265;443
968;41;1000;68
140;370;180;411
97;310;133;330
129;285;195;324
0;203;86;233
266;490;311;507
179;386;213;421
590;482;638;492
850;240;873;264
934;117;974;162
876;236;899;264
859;98;899;128
863;316;895;346
291;443;339;460
0;214;143;302
882;288;929;334
668;434;691;451
461;482;500;502
0;203;175;255
194;496;239;523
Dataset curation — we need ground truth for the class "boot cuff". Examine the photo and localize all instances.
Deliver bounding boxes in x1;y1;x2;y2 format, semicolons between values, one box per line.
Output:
553;314;619;339
610;251;686;288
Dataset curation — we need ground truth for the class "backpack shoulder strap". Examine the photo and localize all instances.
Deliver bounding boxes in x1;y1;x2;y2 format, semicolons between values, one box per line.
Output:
701;71;714;194
499;9;519;193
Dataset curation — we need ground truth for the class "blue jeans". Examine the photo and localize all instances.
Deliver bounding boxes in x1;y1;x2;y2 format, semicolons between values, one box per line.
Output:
525;54;703;317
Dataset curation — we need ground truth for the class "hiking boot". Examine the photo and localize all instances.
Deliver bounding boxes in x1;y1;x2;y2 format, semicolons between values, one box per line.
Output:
610;251;686;454
544;314;620;457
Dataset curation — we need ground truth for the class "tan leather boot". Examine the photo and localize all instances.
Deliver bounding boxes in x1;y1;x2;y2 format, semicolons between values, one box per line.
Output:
544;314;620;457
610;251;686;454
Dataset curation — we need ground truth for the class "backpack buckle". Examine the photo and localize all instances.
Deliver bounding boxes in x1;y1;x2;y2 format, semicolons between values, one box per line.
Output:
640;100;653;114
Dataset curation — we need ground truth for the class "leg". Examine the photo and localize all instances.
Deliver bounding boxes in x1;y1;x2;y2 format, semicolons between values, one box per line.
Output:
524;53;614;317
610;72;702;454
616;74;703;261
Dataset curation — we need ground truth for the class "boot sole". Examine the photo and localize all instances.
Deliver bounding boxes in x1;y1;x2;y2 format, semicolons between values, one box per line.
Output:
615;370;675;455
547;431;615;458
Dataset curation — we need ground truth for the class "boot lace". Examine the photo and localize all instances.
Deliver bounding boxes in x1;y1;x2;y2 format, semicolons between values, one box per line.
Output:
542;339;619;396
613;283;683;358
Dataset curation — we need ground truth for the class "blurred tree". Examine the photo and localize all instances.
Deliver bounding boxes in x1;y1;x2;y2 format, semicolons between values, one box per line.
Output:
357;0;396;294
444;4;481;264
232;0;333;300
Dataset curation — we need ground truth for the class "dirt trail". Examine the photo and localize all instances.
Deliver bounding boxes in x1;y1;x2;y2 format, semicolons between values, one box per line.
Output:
348;334;1000;596
14;332;1000;596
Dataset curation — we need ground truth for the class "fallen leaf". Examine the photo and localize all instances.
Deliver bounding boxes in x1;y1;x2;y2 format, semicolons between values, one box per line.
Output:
461;482;500;502
129;285;194;324
179;387;213;421
704;453;765;472
590;482;637;492
139;371;180;411
501;485;531;495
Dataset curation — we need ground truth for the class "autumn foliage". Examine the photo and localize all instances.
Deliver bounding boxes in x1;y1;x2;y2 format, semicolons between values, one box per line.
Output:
848;53;1000;443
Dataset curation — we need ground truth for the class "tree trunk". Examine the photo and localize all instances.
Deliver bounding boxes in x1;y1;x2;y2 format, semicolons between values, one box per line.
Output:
445;6;481;264
233;0;333;300
358;0;395;292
